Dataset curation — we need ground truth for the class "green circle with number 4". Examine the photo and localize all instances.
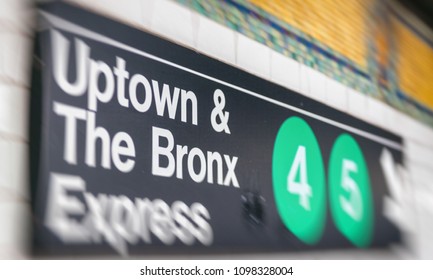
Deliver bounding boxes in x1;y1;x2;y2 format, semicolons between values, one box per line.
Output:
272;117;326;244
328;134;374;247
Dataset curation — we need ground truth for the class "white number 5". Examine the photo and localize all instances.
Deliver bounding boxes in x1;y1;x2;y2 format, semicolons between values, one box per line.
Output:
340;159;363;221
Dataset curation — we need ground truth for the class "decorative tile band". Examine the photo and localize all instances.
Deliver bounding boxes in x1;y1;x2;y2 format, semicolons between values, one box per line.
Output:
175;0;433;127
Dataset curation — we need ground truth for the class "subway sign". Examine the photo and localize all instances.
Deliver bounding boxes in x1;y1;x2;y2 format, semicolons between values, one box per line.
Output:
31;2;403;256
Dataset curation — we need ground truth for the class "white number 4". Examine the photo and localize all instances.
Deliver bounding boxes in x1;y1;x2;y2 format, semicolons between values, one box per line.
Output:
340;159;363;221
287;146;312;211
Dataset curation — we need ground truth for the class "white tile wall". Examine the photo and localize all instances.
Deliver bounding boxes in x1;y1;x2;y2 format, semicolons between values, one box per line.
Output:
196;14;236;65
0;84;29;140
347;88;367;120
325;77;347;112
150;0;195;48
412;187;433;259
366;97;388;129
0;202;30;258
405;141;433;170
307;68;326;102
393;111;433;148
141;0;156;29
236;34;271;80
96;0;144;28
0;32;32;87
0;0;32;260
0;139;28;200
0;0;34;35
66;0;160;30
377;102;398;132
406;160;433;190
299;63;310;97
0;0;432;259
270;50;300;92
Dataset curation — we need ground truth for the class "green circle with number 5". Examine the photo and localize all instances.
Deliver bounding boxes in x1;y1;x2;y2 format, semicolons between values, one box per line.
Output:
272;116;326;245
328;134;374;247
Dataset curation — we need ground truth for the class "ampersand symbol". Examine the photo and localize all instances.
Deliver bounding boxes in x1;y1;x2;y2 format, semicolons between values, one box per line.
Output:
210;89;231;134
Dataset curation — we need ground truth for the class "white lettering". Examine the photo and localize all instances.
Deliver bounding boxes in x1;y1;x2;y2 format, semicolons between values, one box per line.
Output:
181;89;198;125
88;60;115;112
86;111;111;169
112;132;136;173
45;173;214;256
152;126;175;177
188;147;206;183
151;127;239;187
45;173;89;242
152;81;180;120
51;32;198;125
52;30;89;96
113;57;130;108
224;155;240;188
53;102;86;165
129;74;152;113
207;152;223;185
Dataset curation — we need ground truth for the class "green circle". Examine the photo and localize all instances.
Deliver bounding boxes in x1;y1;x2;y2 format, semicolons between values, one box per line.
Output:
272;117;326;244
328;134;374;247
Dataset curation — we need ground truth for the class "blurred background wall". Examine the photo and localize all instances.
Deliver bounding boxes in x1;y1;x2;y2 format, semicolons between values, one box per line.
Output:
0;0;33;259
1;0;433;259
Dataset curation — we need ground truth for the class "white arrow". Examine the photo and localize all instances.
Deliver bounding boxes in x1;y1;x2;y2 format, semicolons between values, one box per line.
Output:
380;148;414;232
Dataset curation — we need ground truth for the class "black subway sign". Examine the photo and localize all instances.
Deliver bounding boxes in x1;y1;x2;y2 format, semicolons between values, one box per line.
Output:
31;3;403;256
